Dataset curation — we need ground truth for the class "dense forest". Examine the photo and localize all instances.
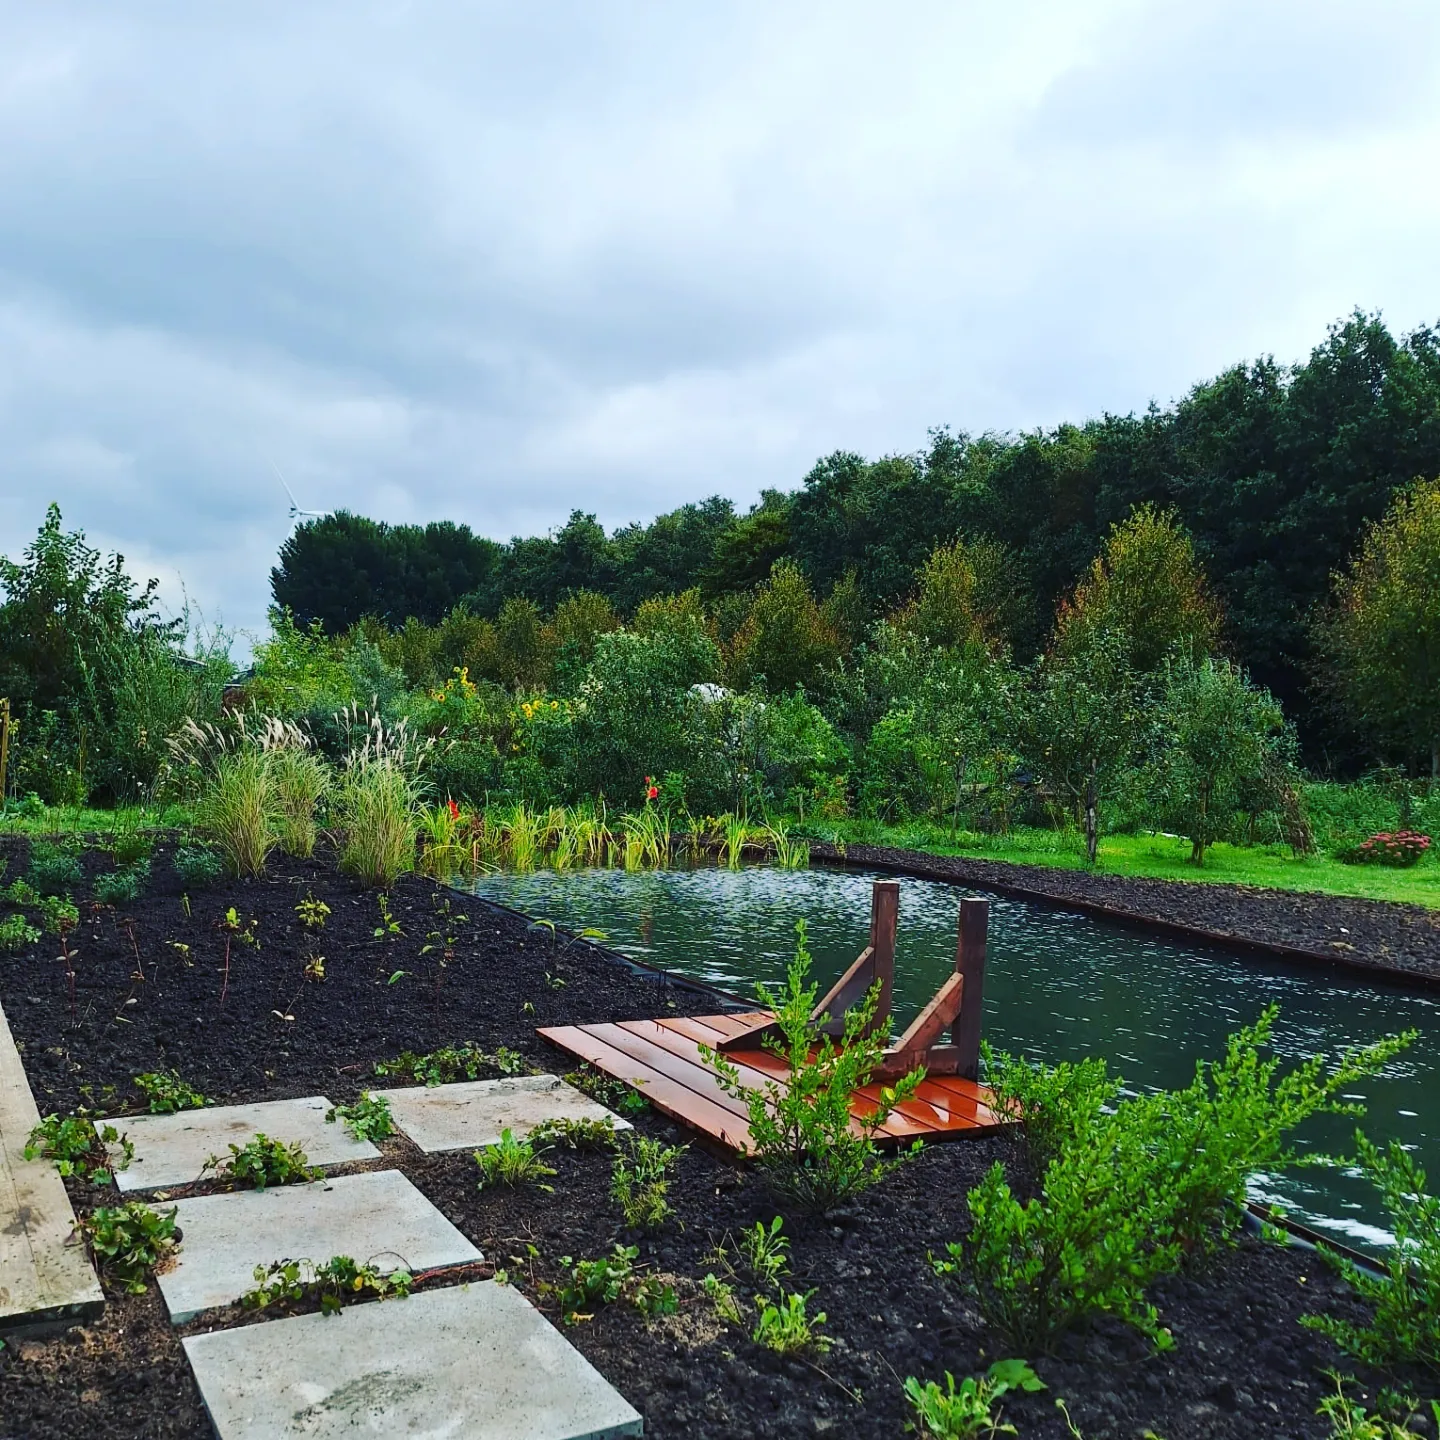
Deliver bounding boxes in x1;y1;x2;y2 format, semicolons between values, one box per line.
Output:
272;311;1440;759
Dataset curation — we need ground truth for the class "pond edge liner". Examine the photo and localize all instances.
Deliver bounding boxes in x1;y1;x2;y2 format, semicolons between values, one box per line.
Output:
808;842;1440;994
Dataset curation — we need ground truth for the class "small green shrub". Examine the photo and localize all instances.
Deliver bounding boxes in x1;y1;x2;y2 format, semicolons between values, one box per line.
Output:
39;893;79;935
93;861;150;906
529;1117;619;1151
105;817;156;869
982;1042;1119;1175
475;1129;556;1190
701;920;923;1214
0;914;40;952
25;1112;133;1182
295;893;331;930
903;1360;1046;1439
173;845;225;888
325;1092;394;1142
737;1216;790;1290
375;1042;493;1086
28;842;83;895
1304;1133;1440;1377
753;1290;829;1354
134;1070;208;1114
1;877;41;906
1315;1372;1439;1440
550;1244;675;1325
203;1134;320;1190
243;1255;412;1316
81;1201;179;1293
610;1133;685;1229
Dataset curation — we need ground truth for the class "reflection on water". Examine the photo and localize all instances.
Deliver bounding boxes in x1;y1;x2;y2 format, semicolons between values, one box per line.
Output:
466;863;1439;1251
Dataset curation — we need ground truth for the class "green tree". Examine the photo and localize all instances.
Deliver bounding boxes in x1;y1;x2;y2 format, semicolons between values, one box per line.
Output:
1315;476;1440;774
494;598;553;689
730;561;842;694
1150;657;1288;864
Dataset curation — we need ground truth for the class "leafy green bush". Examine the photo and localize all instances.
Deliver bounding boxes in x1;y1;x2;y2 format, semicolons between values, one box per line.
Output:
609;1134;685;1229
548;1243;676;1325
26;1112;133;1182
1303;1133;1439;1377
981;1043;1119;1176
134;1070;208;1114
81;1201;179;1293
945;1012;1412;1352
203;1134;320;1190
39;893;79;935
702;920;923;1213
0;914;40;952
1;877;41;906
93;861;150;906
27;841;83;895
173;844;225;888
902;1359;1046;1439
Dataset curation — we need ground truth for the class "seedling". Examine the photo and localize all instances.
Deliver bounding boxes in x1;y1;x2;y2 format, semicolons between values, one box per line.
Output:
530;1117;619;1151
475;1129;556;1191
753;1289;829;1355
134;1070;208;1114
701;1272;744;1325
549;1244;674;1325
203;1134;320;1190
94;862;149;907
610;1133;685;1229
0;914;40;952
167;940;193;966
373;893;402;939
41;896;81;1019
375;1043;518;1086
902;1360;1046;1439
563;1066;650;1117
81;1201;180;1294
242;1255;413;1316
25;1111;133;1183
421;895;467;1015
214;906;258;1006
738;1216;790;1290
326;1092;394;1142
544;971;567;990
2;877;41;906
304;953;326;982
295;894;331;931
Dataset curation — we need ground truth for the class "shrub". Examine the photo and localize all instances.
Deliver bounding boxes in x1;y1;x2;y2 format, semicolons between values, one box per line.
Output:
27;841;83;895
475;1129;555;1190
196;750;275;877
903;1360;1046;1439
701;920;923;1214
39;893;79;935
981;1043;1119;1176
93;861;150;906
0;914;40;952
609;1134;685;1229
105;814;156;869
336;758;420;887
1303;1133;1440;1376
173;844;225;888
203;1134;320;1190
81;1201;179;1293
1338;831;1432;868
1;877;41;907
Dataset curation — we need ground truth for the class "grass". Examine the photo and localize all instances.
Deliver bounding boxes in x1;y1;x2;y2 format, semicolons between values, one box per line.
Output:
817;819;1440;909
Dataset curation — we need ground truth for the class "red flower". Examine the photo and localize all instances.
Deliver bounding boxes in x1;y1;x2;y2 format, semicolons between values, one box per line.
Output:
447;798;460;821
647;785;659;801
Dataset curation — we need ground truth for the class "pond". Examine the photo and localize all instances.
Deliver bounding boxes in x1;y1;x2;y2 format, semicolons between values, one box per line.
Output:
465;862;1440;1251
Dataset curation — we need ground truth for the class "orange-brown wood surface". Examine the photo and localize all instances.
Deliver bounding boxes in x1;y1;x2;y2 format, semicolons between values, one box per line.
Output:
539;1012;1005;1155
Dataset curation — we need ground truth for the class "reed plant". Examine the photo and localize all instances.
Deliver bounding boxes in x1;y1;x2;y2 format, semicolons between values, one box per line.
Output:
418;800;465;876
765;821;810;870
269;746;330;858
337;759;421;887
196;751;275;878
722;812;749;869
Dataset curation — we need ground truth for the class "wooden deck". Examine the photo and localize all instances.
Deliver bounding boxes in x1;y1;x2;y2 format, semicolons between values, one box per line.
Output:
538;1011;1005;1154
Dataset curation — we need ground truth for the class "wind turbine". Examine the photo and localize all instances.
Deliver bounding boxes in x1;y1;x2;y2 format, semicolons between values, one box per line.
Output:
266;454;327;523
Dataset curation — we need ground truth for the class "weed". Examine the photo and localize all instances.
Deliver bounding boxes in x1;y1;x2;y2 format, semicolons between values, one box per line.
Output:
610;1133;686;1229
701;1272;744;1324
242;1255;412;1316
214;906;258;1006
2;877;41;906
94;862;150;906
325;1093;394;1142
373;893;402;939
563;1066;650;1117
631;1273;680;1319
0;914;40;952
295;893;331;931
1304;1133;1440;1376
753;1289;829;1354
203;1134;320;1190
475;1129;556;1191
529;1117;619;1151
81;1201;180;1293
28;841;83;895
1315;1372;1439;1439
903;1360;1046;1439
701;921;923;1214
134;1070;208;1114
173;845;224;888
26;1112;133;1182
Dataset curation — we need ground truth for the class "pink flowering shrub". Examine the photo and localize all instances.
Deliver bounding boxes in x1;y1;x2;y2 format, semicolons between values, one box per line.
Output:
1338;830;1432;868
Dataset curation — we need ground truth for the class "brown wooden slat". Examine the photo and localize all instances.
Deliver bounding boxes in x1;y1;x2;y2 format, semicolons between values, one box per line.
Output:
581;1024;756;1126
690;1011;772;1041
919;1074;1007;1125
538;1025;752;1149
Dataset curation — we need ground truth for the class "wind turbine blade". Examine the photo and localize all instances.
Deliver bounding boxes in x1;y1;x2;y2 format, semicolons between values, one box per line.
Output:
263;451;303;511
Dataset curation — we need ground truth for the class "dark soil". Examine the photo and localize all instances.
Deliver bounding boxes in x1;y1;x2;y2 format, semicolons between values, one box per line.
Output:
0;836;1432;1439
817;842;1440;986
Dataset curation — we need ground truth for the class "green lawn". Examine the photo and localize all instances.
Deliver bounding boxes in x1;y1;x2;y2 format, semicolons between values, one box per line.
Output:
815;819;1440;909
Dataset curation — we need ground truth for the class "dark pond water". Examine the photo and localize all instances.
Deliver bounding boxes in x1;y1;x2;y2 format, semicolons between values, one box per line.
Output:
466;863;1440;1251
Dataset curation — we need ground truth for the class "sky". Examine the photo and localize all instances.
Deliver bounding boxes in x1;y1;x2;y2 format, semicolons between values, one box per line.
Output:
2;1;1439;646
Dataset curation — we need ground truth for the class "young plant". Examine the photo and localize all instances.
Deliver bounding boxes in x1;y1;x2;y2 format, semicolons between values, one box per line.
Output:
294;893;331;931
738;1216;790;1290
214;906;258;1006
0;913;40;952
529;1117;619;1151
27;840;83;895
325;1093;394;1142
42;896;81;1019
701;1272;745;1325
373;892;402;939
173;845;224;888
2;876;41;906
93;861;150;906
564;1066;650;1117
903;1360;1046;1440
701;920;924;1214
1315;1372;1439;1440
475;1129;556;1191
243;1255;413;1316
610;1133;686;1229
134;1070;208;1114
1304;1133;1440;1377
983;1042;1121;1176
753;1289;829;1355
550;1244;675;1325
26;1112;133;1183
421;895;468;1015
81;1201;180;1293
375;1042;491;1086
203;1134;320;1190
303;953;326;982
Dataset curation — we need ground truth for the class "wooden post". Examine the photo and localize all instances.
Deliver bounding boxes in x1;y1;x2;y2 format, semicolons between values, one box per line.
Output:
868;879;898;1033
0;698;9;811
954;896;988;1080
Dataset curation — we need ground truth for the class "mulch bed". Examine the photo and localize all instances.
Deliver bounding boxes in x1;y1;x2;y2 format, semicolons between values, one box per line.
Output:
815;842;1440;986
0;836;1429;1439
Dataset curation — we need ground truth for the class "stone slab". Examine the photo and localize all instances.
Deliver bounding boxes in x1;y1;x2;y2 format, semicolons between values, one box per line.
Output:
0;999;104;1332
156;1169;481;1323
372;1073;632;1154
183;1279;643;1439
110;1096;380;1192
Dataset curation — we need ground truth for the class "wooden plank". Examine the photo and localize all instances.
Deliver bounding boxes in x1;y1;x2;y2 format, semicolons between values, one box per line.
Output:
538;1025;752;1150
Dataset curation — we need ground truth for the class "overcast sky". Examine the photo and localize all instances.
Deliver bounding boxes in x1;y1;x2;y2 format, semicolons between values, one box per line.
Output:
2;2;1438;644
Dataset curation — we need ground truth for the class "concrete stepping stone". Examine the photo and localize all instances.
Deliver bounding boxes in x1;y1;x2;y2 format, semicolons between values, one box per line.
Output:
0;1000;104;1333
157;1169;481;1323
183;1279;643;1439
372;1074;632;1154
109;1096;380;1192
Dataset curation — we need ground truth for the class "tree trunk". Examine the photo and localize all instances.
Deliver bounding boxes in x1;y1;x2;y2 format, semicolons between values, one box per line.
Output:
1084;762;1098;866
